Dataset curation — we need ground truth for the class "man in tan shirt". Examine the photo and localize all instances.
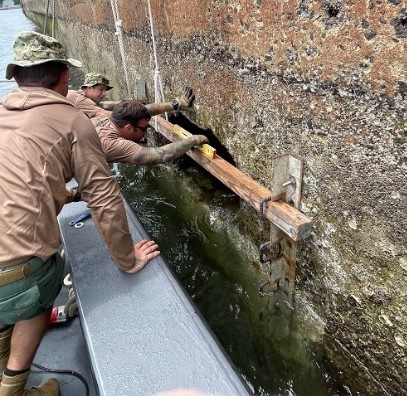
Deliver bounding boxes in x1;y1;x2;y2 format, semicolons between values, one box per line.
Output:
67;72;197;124
98;100;208;165
0;31;159;395
67;74;208;188
66;72;113;121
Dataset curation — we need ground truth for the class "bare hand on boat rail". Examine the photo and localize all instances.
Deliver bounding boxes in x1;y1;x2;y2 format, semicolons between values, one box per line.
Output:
125;240;160;273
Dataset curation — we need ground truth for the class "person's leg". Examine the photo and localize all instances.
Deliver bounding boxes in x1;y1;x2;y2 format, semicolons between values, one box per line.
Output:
0;255;63;395
0;326;13;380
6;309;50;371
0;310;59;395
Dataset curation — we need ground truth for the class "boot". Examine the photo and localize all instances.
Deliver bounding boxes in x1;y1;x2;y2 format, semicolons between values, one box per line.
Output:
0;327;13;380
0;370;59;396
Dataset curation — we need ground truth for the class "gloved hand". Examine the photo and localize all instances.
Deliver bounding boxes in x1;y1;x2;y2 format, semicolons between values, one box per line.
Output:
176;86;195;112
193;135;209;146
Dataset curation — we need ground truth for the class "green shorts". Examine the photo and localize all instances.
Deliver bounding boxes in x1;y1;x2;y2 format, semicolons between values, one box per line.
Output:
0;254;64;324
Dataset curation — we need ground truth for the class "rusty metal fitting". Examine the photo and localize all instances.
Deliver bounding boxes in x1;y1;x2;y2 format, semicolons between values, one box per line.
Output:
259;195;272;220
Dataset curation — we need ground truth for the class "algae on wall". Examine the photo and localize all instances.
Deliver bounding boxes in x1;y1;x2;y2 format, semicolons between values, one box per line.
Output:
20;0;407;394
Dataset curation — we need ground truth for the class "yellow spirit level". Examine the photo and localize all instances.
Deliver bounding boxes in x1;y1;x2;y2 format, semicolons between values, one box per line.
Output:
173;125;217;159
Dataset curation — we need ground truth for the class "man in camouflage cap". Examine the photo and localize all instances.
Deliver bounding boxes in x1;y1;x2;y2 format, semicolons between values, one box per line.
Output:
81;72;113;91
0;31;159;395
66;71;114;120
5;30;82;80
68;77;207;169
68;71;198;129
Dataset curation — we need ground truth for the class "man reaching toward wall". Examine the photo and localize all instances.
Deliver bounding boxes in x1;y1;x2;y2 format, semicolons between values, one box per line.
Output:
96;100;208;165
66;72;113;119
66;72;197;124
66;73;208;175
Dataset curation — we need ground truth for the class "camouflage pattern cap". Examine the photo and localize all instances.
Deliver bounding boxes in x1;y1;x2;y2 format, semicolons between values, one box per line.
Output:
5;31;82;80
81;73;113;91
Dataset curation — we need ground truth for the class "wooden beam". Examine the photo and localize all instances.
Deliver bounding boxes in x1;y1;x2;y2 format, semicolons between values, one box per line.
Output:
151;116;313;241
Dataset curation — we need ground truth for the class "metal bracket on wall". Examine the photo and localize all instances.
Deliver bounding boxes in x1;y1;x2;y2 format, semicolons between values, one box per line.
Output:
136;79;147;102
259;154;304;302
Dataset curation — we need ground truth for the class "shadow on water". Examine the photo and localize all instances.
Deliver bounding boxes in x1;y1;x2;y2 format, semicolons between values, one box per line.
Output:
114;157;350;396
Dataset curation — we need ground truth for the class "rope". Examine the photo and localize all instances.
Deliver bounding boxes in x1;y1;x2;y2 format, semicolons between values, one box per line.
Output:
51;0;55;38
147;0;168;122
43;0;55;37
43;0;50;34
109;0;131;96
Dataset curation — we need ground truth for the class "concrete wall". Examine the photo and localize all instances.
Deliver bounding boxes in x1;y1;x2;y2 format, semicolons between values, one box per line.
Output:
21;1;406;394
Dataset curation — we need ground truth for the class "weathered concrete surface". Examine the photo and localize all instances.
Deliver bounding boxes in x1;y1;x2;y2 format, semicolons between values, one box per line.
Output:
20;1;406;394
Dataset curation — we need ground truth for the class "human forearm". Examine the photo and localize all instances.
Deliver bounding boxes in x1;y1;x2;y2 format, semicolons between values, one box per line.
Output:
144;102;174;116
72;115;135;271
132;135;208;164
99;101;172;115
95;108;111;118
100;100;120;110
145;87;195;115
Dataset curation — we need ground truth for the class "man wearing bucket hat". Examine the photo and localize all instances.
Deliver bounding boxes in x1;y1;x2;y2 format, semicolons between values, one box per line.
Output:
82;72;113;93
66;72;114;120
0;31;159;395
67;72;197;125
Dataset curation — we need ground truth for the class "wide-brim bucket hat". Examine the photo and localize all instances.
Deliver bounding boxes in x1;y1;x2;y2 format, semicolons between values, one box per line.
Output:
81;72;113;91
6;31;82;80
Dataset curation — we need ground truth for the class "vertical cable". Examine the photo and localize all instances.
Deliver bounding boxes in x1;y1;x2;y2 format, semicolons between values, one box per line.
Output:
109;0;131;96
43;0;50;34
51;0;55;37
147;0;168;121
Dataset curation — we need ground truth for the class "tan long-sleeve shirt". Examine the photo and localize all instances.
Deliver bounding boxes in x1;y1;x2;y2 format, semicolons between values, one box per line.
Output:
95;118;143;163
0;87;135;271
66;89;100;118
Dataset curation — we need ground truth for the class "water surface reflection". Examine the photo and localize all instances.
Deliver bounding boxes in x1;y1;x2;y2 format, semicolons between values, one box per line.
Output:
0;8;35;97
115;161;346;396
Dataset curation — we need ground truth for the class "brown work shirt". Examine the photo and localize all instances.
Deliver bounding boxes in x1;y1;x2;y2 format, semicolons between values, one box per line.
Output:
0;87;135;271
95;119;143;164
66;89;101;119
67;90;111;130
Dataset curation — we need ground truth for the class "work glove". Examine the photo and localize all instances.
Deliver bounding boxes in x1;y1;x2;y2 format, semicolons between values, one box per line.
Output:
175;86;195;112
193;135;209;146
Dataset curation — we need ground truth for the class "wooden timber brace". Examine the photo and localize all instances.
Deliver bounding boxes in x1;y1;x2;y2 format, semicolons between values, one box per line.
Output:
152;116;313;301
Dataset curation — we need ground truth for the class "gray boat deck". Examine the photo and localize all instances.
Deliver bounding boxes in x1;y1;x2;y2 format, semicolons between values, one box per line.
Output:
56;199;251;395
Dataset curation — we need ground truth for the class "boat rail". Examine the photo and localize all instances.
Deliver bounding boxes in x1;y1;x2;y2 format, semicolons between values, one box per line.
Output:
58;194;251;395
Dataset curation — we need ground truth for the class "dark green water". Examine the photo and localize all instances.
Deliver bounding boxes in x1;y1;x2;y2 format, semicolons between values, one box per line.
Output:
114;159;347;396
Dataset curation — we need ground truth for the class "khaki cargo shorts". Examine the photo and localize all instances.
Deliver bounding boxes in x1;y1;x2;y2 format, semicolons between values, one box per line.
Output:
0;254;64;324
